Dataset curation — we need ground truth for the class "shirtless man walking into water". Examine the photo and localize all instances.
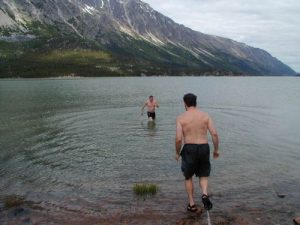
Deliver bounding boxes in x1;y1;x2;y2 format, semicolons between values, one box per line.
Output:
176;93;219;212
141;95;159;121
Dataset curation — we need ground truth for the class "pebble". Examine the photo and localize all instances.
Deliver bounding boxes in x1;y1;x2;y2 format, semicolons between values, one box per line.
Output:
13;207;25;217
276;193;286;198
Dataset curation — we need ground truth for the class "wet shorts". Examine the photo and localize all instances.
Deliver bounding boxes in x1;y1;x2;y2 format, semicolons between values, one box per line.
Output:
147;112;156;120
181;144;211;180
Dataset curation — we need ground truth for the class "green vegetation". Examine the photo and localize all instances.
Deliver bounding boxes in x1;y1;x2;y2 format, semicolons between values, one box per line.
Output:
39;49;111;63
0;22;238;77
25;21;62;37
0;36;167;77
0;27;15;36
0;35;124;77
133;183;158;196
0;34;237;77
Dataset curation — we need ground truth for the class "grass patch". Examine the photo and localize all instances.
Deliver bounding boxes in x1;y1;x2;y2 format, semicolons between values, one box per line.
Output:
38;49;111;63
133;183;158;196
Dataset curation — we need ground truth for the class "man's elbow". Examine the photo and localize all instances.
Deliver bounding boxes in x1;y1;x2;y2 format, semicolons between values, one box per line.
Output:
211;132;218;138
175;138;182;145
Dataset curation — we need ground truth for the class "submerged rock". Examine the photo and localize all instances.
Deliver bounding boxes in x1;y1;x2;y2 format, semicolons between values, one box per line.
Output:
4;195;25;209
13;207;25;217
276;193;286;198
7;207;29;220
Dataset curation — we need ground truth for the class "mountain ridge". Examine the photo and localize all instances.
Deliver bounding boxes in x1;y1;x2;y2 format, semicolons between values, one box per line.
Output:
0;0;296;77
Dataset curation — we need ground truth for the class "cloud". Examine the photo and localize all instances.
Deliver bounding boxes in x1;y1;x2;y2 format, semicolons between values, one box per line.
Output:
142;0;300;72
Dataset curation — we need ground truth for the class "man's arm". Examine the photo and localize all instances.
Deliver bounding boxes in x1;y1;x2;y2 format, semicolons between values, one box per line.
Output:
155;100;159;108
208;116;219;159
141;102;147;115
175;118;183;161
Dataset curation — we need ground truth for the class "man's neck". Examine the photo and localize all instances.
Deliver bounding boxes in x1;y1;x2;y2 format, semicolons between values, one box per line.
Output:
186;106;197;111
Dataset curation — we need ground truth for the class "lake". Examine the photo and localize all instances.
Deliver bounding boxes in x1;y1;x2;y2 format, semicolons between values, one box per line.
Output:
0;77;299;224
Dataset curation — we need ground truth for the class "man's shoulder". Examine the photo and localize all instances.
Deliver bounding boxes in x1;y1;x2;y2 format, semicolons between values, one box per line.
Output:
199;111;211;121
176;112;184;120
177;111;188;121
197;109;209;116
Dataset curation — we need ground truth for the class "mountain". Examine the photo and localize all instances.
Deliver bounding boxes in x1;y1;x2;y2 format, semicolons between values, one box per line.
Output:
0;0;296;77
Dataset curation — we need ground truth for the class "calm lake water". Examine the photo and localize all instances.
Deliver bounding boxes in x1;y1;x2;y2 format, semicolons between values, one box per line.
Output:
0;77;299;224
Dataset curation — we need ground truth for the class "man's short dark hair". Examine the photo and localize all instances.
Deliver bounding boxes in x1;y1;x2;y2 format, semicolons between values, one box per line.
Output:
149;95;153;98
183;93;197;107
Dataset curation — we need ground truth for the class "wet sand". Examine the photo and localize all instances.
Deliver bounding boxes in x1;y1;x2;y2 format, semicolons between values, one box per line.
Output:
1;203;296;225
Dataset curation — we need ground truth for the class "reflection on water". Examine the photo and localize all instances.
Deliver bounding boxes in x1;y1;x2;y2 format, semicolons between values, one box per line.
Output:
140;120;157;137
147;121;156;130
0;77;299;224
146;121;157;137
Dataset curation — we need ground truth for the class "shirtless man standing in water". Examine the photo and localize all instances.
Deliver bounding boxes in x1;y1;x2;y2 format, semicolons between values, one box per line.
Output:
141;95;159;121
176;93;219;212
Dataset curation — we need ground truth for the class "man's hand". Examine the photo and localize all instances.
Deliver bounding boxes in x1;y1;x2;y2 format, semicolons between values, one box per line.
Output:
175;153;180;161
213;151;219;159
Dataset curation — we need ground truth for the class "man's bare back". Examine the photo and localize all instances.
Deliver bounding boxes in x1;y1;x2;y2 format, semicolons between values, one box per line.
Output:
176;108;213;144
175;96;219;160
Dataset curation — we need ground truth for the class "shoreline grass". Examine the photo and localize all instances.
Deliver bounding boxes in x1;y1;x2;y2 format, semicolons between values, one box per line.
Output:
133;183;158;196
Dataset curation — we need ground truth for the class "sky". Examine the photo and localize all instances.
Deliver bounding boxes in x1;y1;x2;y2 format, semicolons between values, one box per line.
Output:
142;0;300;72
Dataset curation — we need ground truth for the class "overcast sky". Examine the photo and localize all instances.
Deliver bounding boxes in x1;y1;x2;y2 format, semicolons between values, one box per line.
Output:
142;0;300;72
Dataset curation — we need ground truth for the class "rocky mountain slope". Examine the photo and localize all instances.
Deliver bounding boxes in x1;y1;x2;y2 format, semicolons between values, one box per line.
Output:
0;0;296;77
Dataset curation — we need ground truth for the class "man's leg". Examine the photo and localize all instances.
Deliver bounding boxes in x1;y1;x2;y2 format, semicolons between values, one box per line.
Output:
199;177;213;210
185;178;195;206
151;112;156;121
199;177;208;195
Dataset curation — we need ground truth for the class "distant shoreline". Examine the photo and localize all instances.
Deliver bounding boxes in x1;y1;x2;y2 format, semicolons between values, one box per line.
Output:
0;74;297;80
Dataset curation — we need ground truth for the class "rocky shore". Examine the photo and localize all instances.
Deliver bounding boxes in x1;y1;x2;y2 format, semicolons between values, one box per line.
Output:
1;194;298;225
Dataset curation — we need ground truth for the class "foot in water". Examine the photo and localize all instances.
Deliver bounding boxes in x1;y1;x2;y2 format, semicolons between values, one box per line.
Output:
202;194;213;210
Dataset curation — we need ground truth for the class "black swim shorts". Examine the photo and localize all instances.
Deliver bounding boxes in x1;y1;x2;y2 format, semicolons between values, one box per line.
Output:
181;144;211;180
147;112;156;120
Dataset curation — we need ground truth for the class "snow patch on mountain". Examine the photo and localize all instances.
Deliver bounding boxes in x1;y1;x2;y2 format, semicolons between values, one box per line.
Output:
1;0;26;25
0;9;16;27
57;6;83;38
145;32;165;45
119;24;136;37
195;48;216;58
82;4;97;14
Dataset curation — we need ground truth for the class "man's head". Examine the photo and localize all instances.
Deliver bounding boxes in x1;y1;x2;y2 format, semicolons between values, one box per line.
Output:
183;93;197;107
149;95;154;101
